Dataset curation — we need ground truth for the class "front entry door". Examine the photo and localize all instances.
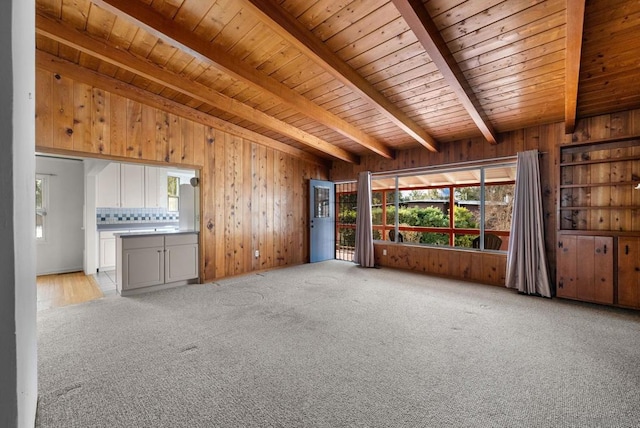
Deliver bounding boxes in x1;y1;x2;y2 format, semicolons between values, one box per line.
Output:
309;179;335;263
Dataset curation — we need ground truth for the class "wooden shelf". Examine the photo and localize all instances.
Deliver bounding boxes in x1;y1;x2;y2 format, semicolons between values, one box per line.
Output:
558;230;640;237
557;137;640;233
560;154;640;167
560;206;640;210
560;181;640;189
561;135;640;153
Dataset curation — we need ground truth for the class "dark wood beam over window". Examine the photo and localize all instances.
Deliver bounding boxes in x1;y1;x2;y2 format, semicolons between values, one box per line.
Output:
391;0;498;145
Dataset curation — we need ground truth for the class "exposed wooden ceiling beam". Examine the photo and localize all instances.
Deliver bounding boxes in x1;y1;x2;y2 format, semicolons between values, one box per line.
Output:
391;0;498;145
36;50;327;166
243;0;439;153
36;12;359;164
91;0;392;159
565;0;586;134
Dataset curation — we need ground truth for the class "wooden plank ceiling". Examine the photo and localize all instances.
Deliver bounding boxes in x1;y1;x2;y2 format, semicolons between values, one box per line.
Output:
35;0;640;163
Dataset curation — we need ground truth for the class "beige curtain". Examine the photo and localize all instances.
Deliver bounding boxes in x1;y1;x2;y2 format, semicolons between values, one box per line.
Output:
354;171;375;267
506;150;552;297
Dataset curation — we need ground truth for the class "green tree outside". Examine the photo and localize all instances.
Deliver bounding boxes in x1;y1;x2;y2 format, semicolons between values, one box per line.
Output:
339;204;480;248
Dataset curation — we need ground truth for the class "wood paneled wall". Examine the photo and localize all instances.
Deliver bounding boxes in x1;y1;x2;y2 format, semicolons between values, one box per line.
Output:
36;68;206;164
35;64;640;288
332;108;640;288
35;68;328;282
332;123;562;286
374;244;507;287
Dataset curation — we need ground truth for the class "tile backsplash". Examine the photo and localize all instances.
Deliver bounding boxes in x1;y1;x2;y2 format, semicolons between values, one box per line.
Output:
96;207;179;225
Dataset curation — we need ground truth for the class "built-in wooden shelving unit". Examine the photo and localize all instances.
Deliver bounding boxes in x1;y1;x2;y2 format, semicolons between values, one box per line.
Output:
558;137;640;233
556;136;640;309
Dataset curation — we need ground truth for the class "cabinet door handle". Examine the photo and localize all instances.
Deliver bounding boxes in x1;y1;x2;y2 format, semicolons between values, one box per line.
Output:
603;244;607;254
626;245;630;255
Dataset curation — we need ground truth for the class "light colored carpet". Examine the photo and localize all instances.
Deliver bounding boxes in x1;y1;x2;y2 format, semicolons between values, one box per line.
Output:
36;260;640;427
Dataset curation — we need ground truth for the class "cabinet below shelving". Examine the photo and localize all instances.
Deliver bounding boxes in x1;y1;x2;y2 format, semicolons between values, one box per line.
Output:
618;237;640;309
556;235;613;305
556;233;640;309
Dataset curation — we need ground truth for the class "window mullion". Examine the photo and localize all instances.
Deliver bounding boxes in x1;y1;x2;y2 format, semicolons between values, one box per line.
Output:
480;168;486;250
381;191;387;240
449;185;454;246
394;176;399;242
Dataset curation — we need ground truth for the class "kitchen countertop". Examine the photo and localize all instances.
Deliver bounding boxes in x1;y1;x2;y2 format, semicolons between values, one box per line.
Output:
97;222;180;231
115;229;199;238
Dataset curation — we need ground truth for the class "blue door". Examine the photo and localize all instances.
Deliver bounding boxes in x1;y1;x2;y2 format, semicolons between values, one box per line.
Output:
309;179;335;263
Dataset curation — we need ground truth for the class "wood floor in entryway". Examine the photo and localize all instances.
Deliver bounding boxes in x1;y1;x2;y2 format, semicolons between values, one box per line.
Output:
37;272;103;311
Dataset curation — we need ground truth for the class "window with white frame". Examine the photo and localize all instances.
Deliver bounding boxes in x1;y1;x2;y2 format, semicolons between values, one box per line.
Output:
167;175;180;212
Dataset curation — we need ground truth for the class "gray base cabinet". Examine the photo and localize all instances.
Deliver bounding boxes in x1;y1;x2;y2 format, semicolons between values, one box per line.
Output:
117;232;198;295
165;234;199;283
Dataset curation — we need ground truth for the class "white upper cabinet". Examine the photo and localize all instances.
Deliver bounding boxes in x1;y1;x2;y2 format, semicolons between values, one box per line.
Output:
144;166;168;209
120;164;145;208
97;163;174;209
96;163;121;208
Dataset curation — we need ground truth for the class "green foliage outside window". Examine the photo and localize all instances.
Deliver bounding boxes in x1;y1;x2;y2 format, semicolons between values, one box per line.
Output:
338;205;479;248
36;178;43;209
168;176;180;211
36;178;45;239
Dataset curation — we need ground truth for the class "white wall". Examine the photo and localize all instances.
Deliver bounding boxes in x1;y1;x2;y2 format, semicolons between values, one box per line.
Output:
1;0;38;427
36;157;85;275
0;6;19;419
84;159;109;275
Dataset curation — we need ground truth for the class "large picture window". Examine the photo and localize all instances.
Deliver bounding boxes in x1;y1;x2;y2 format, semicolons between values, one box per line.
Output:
336;162;516;259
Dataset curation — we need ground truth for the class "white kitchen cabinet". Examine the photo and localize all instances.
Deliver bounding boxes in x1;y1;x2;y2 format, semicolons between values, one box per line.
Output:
98;228;165;271
144;166;168;208
96;163;121;208
98;230;120;270
165;234;199;283
116;232;199;295
96;162;144;209
120;164;145;208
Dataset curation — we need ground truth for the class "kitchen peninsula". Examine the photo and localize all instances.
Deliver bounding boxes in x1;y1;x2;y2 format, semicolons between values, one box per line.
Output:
115;230;199;296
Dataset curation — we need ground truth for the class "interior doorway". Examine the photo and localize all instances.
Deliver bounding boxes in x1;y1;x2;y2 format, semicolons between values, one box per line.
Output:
36;156;84;275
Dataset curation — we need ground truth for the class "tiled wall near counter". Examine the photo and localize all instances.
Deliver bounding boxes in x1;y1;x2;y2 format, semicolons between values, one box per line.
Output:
96;207;179;225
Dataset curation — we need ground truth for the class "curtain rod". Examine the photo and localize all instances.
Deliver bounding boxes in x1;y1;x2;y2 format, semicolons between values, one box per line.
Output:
371;154;518;178
334;151;547;184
